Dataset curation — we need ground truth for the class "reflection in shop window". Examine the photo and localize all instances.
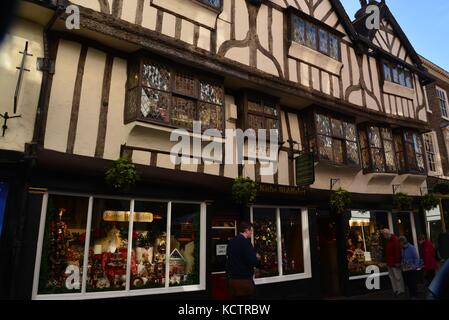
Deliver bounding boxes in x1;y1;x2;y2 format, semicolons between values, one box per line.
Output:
280;209;304;275
131;201;167;290
346;211;389;277
38;195;89;294
169;203;201;286
253;208;279;278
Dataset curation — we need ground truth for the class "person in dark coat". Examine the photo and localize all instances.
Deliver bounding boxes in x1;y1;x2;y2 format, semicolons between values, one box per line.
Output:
226;221;261;299
419;234;438;286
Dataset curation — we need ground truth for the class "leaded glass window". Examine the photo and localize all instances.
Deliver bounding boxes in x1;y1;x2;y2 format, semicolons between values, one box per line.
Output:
383;62;413;88
126;57;224;131
393;129;426;174
245;97;279;133
311;112;359;166
291;14;340;61
198;0;221;9
424;133;437;172
437;87;448;118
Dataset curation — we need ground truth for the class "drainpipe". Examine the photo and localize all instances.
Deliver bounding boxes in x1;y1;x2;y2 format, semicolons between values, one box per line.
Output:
31;0;67;147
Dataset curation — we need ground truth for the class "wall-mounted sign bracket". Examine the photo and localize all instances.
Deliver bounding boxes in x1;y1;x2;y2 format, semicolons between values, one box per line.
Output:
0;112;21;137
392;184;401;195
330;178;340;191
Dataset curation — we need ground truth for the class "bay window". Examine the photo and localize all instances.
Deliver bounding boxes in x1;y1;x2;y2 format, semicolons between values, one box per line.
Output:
304;110;359;166
34;193;205;299
251;206;311;284
393;129;426;174
358;124;397;173
126;55;225;131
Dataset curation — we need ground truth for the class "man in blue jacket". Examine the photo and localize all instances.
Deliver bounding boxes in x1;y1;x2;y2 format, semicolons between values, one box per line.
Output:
226;221;261;299
399;236;420;299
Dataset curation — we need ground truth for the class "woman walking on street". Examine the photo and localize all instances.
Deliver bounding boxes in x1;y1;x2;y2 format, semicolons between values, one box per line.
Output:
419;234;438;286
400;236;420;299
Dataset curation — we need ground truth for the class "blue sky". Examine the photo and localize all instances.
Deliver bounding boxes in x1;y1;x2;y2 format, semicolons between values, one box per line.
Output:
340;0;449;71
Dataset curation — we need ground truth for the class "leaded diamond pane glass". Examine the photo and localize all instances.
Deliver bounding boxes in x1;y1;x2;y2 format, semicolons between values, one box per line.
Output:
292;16;305;44
200;81;223;105
248;114;265;131
171;97;195;130
344;122;356;142
142;62;170;91
140;88;170;123
371;148;385;172
248;101;264;113
199;103;223;130
346;141;359;165
332;139;344;164
381;128;392;140
316;114;330;135
200;0;221;9
266;118;279;131
174;72;196;97
329;34;340;60
331;119;343;138
384;140;396;171
306;22;317;49
264;105;278;116
318;135;332;161
319;29;329;54
369;126;382;148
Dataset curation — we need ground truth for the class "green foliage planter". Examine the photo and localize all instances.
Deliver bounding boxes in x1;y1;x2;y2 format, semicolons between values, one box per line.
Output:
105;156;140;191
393;192;412;211
232;177;257;206
432;182;449;195
330;188;351;214
420;193;440;211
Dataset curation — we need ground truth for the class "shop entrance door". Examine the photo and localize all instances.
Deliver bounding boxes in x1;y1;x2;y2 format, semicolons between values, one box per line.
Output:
210;218;237;300
317;215;341;297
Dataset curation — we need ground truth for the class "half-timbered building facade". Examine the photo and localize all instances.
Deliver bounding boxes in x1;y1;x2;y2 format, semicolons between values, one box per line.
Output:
0;0;439;299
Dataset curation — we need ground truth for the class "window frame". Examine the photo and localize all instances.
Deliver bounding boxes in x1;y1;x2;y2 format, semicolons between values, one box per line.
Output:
288;8;343;62
239;91;282;143
193;0;223;12
423;132;438;174
303;108;360;168
125;52;226;132
358;123;397;174
382;61;414;89
436;86;449;119
32;192;207;300
250;205;312;285
393;128;427;175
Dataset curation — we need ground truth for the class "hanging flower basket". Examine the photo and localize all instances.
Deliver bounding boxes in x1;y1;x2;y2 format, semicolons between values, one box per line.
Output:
330;188;351;214
432;182;449;195
232;177;257;206
105;156;140;191
393;192;412;211
420;193;440;211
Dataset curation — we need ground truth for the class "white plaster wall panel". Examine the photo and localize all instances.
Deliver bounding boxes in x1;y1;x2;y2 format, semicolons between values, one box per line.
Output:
362;56;371;91
324;14;339;30
398;46;406;61
132;150;150;166
44;40;81;152
408;100;414;119
289;59;298;83
348;91;363;106
300;62;310;87
280;111;289;149
198;27;211;51
73;48;106;157
373;37;381;48
295;0;309;14
349;48;359;85
340;43;350;91
181;19;195;45
418;108;427;122
220;0;232;22
314;0;332;21
277;151;289;186
288;113;301;145
0;19;43;152
311;67;320;91
204;163;220;176
332;75;340;99
415;75;424;105
257;4;269;50
235;0;250;41
224;162;238;179
181;160;198;173
242;162;255;181
402;98;410;118
225;47;250;66
103;58;129;160
369;57;382;102
162;12;176;38
272;9;284;75
257;51;279;76
260;165;274;184
406;56;413;65
142;0;158;30
216;19;231;49
384;94;391;114
121;0;138;23
157;153;175;169
321;72;331;95
392;40;401;57
285;0;299;9
366;95;378;112
336;25;345;34
389;95;396;115
396;96;403;116
70;0;101;11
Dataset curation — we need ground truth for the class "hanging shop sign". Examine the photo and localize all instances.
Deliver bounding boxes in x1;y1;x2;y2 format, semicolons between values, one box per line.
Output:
295;153;315;187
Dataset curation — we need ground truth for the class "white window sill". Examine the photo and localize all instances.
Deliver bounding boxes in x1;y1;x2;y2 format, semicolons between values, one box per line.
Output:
288;42;343;76
152;0;220;29
442;115;449;122
383;81;415;100
254;272;312;285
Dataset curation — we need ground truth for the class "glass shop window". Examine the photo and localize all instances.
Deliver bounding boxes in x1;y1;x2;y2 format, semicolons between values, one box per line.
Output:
38;195;89;294
280;208;304;275
211;218;237;273
346;211;389;278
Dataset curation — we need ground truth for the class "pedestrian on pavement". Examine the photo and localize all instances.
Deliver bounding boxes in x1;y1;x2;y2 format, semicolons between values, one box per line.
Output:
400;236;420;299
226;221;261;300
382;229;405;297
418;234;438;286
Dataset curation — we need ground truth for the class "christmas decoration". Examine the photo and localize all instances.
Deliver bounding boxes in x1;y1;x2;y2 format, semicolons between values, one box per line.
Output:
254;218;278;277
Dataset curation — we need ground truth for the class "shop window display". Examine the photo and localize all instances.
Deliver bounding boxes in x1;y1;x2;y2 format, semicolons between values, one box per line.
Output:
87;198;131;292
169;203;201;286
38;195;89;294
253;208;279;278
131;201;167;290
346;211;389;277
280;209;304;275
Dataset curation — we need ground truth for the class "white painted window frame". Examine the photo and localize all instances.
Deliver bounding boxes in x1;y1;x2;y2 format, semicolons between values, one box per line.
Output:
250;205;312;285
436;86;449;120
32;191;207;300
423;131;442;176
